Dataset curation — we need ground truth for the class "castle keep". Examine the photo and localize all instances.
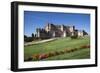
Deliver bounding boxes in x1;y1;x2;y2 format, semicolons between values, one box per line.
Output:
36;23;88;39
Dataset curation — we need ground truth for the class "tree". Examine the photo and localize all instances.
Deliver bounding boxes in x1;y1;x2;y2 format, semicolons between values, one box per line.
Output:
24;35;27;38
24;35;33;42
71;35;78;39
32;33;34;38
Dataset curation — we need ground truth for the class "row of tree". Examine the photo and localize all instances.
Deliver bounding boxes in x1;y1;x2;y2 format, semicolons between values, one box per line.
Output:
24;33;79;42
24;33;38;42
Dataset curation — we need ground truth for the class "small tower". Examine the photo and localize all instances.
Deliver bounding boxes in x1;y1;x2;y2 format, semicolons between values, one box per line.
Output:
36;28;41;37
69;26;75;36
63;31;66;37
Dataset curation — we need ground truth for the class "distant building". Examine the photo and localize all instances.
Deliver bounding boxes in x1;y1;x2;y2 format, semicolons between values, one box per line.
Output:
35;23;88;39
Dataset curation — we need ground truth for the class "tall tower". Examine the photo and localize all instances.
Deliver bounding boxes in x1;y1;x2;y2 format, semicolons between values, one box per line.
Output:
45;23;51;32
69;26;75;36
61;25;64;31
36;28;40;37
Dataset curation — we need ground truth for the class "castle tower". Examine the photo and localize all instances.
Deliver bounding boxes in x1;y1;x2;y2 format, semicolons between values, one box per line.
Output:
69;26;75;36
36;28;41;37
61;25;64;31
69;26;75;32
45;23;51;32
63;31;67;37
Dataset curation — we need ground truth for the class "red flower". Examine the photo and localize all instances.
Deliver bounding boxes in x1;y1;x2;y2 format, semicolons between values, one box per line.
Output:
39;54;48;60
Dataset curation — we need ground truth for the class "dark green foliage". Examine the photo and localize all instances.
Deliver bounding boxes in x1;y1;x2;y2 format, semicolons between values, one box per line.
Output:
32;33;34;38
24;35;27;38
71;35;78;39
24;37;33;42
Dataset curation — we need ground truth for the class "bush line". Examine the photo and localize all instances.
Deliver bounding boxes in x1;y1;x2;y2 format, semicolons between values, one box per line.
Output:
25;45;90;61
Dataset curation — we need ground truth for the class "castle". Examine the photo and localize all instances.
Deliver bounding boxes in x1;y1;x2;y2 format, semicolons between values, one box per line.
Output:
35;23;88;39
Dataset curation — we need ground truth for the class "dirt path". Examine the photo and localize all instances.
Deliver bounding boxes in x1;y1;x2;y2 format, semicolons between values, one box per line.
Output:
24;38;57;46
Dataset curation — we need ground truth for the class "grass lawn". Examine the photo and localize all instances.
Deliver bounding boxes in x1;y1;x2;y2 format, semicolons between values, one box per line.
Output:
24;36;90;61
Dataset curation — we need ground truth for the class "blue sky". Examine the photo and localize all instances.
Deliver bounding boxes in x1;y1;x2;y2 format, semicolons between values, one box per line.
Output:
24;11;90;37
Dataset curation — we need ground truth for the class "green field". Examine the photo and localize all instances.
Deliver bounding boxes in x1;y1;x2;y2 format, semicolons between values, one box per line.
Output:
24;36;90;61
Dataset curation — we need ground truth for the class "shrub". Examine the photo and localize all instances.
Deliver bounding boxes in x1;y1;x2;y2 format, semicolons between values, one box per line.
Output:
24;37;33;42
54;51;60;55
71;35;78;39
87;45;90;48
70;49;76;52
59;50;65;54
48;52;56;57
32;54;40;60
67;49;72;53
47;52;52;57
25;57;33;61
32;55;36;60
80;45;90;49
73;48;78;51
39;54;48;60
80;45;87;49
64;49;71;53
